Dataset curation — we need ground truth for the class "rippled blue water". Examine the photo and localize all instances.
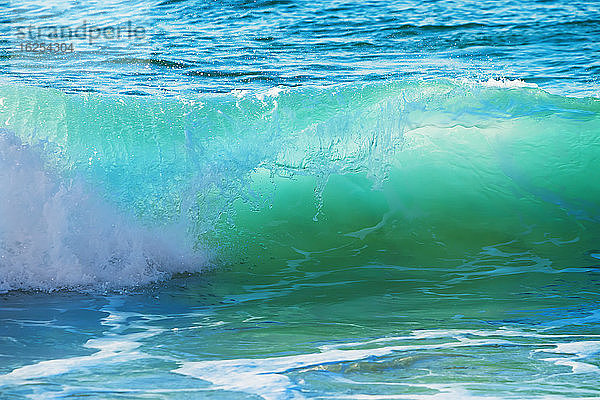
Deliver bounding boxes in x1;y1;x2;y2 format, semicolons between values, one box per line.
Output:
1;0;599;95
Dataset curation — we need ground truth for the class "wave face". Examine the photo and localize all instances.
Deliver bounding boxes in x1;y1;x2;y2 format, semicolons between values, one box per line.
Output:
0;80;599;291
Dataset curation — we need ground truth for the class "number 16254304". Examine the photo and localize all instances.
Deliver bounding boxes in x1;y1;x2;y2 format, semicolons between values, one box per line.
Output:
19;42;75;53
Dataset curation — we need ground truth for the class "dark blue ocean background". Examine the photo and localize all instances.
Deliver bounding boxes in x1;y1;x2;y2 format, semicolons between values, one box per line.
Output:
1;0;599;96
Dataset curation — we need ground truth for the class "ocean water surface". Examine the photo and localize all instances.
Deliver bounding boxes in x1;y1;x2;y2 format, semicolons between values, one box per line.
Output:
1;0;600;398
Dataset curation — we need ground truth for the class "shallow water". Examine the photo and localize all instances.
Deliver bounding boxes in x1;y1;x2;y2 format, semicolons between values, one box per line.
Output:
1;0;600;398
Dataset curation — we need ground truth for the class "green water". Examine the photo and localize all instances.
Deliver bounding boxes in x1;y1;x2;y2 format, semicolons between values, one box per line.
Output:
1;80;599;398
2;0;600;396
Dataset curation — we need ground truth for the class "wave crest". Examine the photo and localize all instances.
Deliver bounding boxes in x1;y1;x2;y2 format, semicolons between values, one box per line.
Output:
0;131;208;293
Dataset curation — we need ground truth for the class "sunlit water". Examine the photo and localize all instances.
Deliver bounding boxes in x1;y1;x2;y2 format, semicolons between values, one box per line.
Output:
1;0;600;399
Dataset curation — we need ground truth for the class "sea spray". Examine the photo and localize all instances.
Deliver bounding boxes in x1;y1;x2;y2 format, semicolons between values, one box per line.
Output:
0;131;207;292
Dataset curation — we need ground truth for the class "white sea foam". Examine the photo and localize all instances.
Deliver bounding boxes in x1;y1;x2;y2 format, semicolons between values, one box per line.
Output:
535;340;600;374
230;86;287;100
0;297;161;387
457;77;539;89
173;328;600;400
478;77;539;89
173;336;511;400
0;131;208;292
3;320;599;399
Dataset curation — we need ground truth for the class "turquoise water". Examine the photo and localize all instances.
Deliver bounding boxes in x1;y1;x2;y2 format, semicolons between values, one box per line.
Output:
1;0;600;398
